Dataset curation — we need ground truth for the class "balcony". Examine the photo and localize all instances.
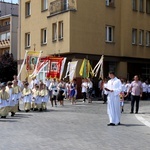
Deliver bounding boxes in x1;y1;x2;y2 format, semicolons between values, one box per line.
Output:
0;25;10;33
49;0;77;16
0;39;10;48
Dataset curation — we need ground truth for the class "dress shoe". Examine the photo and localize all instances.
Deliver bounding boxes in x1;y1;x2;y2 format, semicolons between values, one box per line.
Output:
117;122;121;125
130;112;133;114
1;116;6;118
11;112;15;117
107;123;115;126
135;112;138;114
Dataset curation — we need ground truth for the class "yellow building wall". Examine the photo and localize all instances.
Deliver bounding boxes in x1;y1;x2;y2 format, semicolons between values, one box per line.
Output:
19;0;150;80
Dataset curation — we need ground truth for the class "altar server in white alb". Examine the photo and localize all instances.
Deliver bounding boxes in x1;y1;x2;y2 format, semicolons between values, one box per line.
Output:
5;81;16;116
22;82;32;112
12;80;22;114
105;71;122;126
31;84;40;111
0;83;10;118
41;84;49;111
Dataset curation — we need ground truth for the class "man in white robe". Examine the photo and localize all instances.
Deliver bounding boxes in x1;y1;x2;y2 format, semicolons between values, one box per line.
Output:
105;71;122;126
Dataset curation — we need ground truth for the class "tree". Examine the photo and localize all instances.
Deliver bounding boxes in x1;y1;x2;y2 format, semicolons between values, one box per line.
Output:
0;52;17;82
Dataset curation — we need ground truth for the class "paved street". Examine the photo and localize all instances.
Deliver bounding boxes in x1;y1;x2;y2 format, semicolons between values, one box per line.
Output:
0;99;150;150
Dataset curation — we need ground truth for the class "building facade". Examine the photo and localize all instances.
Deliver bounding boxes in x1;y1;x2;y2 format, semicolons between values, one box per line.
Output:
0;1;18;16
19;0;150;81
0;2;18;59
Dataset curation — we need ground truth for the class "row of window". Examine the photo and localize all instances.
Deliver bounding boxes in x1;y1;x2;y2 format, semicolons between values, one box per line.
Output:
25;21;64;48
25;0;48;17
132;29;150;46
105;26;150;46
132;0;150;13
106;0;150;14
25;24;150;48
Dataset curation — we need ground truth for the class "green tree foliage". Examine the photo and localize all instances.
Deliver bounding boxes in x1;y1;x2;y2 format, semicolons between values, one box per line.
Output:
0;52;17;82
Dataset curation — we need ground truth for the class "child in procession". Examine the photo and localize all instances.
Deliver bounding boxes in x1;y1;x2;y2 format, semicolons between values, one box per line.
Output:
22;82;32;112
41;84;49;111
0;83;10;118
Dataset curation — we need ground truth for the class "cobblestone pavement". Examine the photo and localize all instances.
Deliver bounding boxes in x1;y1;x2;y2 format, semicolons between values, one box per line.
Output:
1;99;150;150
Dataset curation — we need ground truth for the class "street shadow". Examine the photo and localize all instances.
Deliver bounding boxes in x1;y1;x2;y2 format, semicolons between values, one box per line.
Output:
119;123;145;127
0;119;18;122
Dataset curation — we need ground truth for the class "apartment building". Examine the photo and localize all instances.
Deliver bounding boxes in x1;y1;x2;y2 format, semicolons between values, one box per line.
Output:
19;0;150;80
0;2;18;59
0;1;18;16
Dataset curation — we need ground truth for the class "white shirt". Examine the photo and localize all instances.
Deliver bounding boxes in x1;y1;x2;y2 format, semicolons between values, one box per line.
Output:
125;83;131;93
142;82;148;92
88;81;93;89
81;82;88;93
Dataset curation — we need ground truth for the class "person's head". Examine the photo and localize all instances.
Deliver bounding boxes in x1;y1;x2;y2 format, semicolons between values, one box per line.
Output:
73;78;77;83
24;82;29;87
1;83;6;91
13;75;17;80
108;71;115;79
104;78;108;83
134;75;139;82
13;80;18;86
7;81;13;88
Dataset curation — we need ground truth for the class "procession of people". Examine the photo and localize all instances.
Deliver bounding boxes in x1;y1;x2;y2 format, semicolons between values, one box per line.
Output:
0;71;149;128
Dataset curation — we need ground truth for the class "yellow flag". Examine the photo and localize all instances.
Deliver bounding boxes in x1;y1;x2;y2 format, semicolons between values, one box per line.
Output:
79;59;85;77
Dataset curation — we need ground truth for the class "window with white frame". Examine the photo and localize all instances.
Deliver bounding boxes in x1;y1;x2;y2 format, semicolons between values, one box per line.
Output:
105;26;114;42
139;29;144;45
106;0;115;7
25;32;31;48
132;28;137;44
41;0;48;11
52;23;57;41
146;0;150;13
146;31;150;46
132;0;137;10
41;28;47;44
58;21;63;40
25;1;31;17
139;0;144;12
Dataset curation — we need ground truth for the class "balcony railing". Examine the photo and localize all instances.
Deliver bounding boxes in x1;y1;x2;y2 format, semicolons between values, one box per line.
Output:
0;39;10;48
49;0;77;15
0;25;10;32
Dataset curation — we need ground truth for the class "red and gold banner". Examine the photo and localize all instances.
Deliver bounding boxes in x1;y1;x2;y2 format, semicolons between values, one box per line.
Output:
45;56;64;79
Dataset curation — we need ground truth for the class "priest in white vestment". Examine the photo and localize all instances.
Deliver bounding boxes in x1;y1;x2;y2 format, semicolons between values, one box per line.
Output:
105;71;122;126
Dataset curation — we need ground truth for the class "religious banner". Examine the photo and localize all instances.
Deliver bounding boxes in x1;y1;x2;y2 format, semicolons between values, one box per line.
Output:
26;50;43;76
79;59;92;78
63;61;78;81
92;55;104;79
29;58;49;78
69;61;78;81
17;50;43;78
46;56;66;79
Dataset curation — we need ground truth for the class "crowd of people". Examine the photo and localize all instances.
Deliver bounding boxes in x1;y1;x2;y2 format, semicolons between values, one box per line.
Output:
0;72;148;125
99;72;144;126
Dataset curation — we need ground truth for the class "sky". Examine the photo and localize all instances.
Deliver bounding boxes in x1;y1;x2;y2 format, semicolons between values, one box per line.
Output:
3;0;18;4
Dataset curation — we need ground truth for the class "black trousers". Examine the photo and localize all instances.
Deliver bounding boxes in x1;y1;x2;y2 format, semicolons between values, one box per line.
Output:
103;94;107;103
131;95;140;113
82;92;86;101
